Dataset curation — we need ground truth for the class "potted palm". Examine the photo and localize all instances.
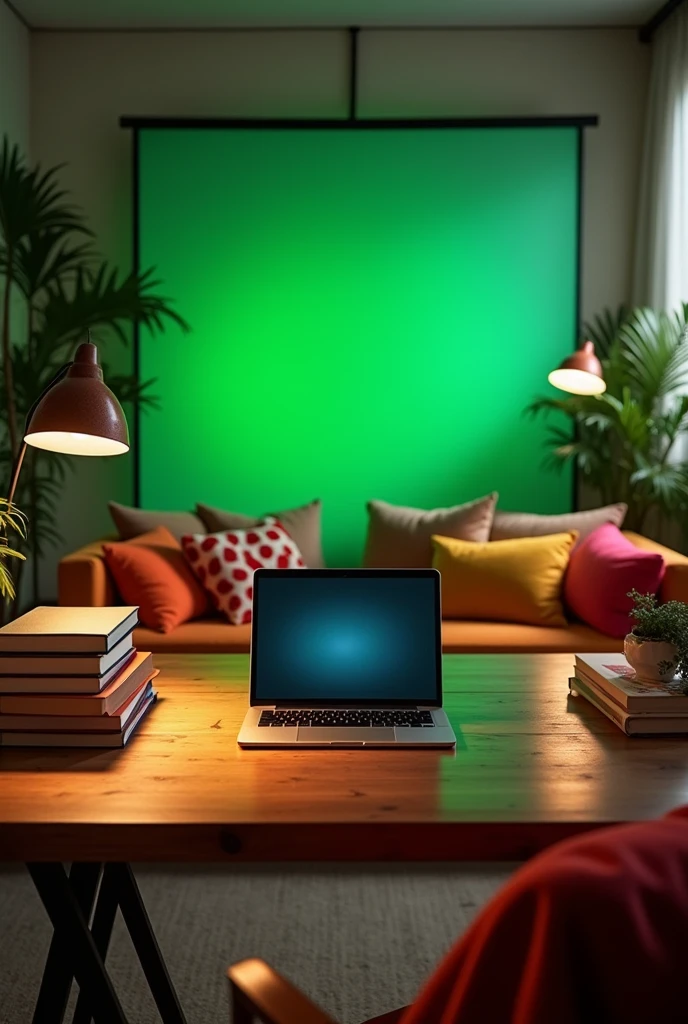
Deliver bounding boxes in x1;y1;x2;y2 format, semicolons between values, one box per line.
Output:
624;590;688;684
528;305;688;536
0;137;188;611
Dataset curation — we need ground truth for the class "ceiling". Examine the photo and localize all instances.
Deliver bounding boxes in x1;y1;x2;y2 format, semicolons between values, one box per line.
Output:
8;0;662;30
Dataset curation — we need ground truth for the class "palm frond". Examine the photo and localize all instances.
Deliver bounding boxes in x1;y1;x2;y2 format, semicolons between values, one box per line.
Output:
619;308;688;409
6;231;96;300
0;137;88;249
35;262;189;357
582;305;631;359
104;372;160;410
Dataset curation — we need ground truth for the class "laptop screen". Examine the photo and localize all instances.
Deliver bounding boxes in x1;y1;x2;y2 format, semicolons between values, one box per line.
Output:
250;570;441;706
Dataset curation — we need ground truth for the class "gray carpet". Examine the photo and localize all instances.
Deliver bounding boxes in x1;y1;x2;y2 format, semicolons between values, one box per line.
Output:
0;864;514;1024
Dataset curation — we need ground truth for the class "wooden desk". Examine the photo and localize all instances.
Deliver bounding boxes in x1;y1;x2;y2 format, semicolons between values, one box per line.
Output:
4;653;688;1024
3;652;688;865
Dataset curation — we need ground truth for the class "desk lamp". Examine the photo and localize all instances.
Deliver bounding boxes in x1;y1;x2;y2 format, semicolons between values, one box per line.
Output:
7;337;129;507
548;341;606;396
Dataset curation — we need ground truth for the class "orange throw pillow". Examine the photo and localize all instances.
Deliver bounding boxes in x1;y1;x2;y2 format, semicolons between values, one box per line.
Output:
102;525;209;633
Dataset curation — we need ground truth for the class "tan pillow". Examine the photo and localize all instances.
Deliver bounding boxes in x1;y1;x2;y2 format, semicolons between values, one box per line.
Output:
491;503;627;545
196;499;324;568
363;494;497;568
108;502;205;542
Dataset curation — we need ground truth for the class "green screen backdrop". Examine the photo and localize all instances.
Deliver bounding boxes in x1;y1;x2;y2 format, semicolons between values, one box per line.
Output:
138;125;578;565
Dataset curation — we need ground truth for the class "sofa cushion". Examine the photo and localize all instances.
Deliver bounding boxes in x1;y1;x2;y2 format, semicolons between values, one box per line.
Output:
363;493;497;568
432;531;577;627
134;618;252;653
109;501;205;542
491;503;627;545
196;499;324;568
182;521;304;624
440;619;624;654
131;617;624;655
102;526;209;633
565;524;665;638
624;532;688;605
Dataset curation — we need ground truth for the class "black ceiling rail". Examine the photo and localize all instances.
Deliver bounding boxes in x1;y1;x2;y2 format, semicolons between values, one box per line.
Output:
119;115;599;130
639;0;687;41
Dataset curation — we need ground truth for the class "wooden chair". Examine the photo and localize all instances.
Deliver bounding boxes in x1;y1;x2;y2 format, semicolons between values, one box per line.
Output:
228;958;407;1024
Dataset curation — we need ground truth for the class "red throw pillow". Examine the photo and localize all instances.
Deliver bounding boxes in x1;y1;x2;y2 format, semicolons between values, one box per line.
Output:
182;518;304;625
102;525;210;633
564;523;665;637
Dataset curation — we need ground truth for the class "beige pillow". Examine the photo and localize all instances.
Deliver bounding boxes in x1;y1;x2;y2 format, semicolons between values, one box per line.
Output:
108;502;205;542
363;494;497;568
196;499;324;568
491;503;627;545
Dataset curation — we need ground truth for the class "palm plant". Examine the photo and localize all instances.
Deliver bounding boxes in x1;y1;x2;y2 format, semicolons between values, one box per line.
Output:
528;304;688;535
0;137;188;608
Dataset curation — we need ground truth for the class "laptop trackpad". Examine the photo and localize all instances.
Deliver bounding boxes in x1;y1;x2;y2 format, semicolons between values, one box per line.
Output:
298;727;396;743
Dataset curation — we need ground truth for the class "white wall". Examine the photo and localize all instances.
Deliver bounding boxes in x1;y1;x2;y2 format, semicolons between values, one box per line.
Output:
0;3;29;151
29;28;650;596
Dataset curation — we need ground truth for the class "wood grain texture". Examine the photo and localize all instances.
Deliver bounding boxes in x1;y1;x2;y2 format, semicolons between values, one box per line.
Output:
1;653;688;863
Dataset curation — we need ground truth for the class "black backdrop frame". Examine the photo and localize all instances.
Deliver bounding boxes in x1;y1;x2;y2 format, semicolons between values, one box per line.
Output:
120;105;598;509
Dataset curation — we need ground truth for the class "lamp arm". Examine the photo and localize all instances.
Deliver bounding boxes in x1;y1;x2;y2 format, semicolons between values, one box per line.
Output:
6;361;73;508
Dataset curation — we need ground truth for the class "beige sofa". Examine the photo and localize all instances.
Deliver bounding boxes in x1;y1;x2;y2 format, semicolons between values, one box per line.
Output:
57;532;688;655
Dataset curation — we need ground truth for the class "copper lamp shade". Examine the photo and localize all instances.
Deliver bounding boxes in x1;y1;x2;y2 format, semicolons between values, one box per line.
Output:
548;340;606;396
24;342;130;456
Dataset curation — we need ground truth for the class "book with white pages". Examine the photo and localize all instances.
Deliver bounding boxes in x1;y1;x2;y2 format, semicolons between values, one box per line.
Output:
0;654;156;716
575;653;688;715
0;634;134;677
0;647;136;693
0;690;157;748
569;674;688;736
0;606;138;654
0;679;154;733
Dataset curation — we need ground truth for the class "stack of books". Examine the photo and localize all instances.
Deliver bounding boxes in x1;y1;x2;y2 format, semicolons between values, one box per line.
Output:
0;606;157;748
570;653;688;736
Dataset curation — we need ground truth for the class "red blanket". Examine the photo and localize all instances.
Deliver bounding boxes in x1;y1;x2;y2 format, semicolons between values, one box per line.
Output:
402;808;688;1024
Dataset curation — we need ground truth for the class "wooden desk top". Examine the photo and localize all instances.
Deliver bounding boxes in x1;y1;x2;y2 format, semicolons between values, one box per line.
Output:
1;653;687;863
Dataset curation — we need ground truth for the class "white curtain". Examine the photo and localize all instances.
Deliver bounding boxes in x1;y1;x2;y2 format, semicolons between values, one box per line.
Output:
634;5;688;312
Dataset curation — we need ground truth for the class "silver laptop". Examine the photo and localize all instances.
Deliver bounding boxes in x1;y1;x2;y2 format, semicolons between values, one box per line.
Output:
238;568;456;748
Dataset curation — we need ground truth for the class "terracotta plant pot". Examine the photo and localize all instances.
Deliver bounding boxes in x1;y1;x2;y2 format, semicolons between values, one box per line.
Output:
624;633;678;683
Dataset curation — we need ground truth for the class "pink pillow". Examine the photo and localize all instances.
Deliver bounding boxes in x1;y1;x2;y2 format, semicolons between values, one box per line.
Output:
564;523;665;637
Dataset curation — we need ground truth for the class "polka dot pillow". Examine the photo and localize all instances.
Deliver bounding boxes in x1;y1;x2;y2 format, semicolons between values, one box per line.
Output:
181;518;304;625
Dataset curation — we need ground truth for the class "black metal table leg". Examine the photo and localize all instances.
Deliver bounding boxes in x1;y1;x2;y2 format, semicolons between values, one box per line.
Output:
110;864;187;1024
27;864;128;1024
32;863;102;1024
27;862;187;1024
72;864;121;1024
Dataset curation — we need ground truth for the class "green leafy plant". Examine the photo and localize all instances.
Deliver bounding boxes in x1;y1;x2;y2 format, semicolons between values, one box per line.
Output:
527;305;688;535
0;136;189;609
628;589;688;681
0;500;26;601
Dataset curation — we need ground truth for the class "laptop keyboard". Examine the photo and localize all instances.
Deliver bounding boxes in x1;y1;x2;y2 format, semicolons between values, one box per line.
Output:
258;709;435;728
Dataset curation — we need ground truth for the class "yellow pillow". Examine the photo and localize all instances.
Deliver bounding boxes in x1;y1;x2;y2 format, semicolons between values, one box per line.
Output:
431;531;577;627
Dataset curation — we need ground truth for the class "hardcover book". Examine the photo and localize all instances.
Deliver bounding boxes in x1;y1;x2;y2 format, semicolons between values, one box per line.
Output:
0;679;154;733
0;606;138;654
0;690;157;748
569;674;688;736
0;653;156;717
574;653;688;714
0;634;134;677
0;648;136;692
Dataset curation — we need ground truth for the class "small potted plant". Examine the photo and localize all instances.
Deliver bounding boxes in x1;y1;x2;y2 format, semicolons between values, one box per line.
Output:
624;590;688;684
